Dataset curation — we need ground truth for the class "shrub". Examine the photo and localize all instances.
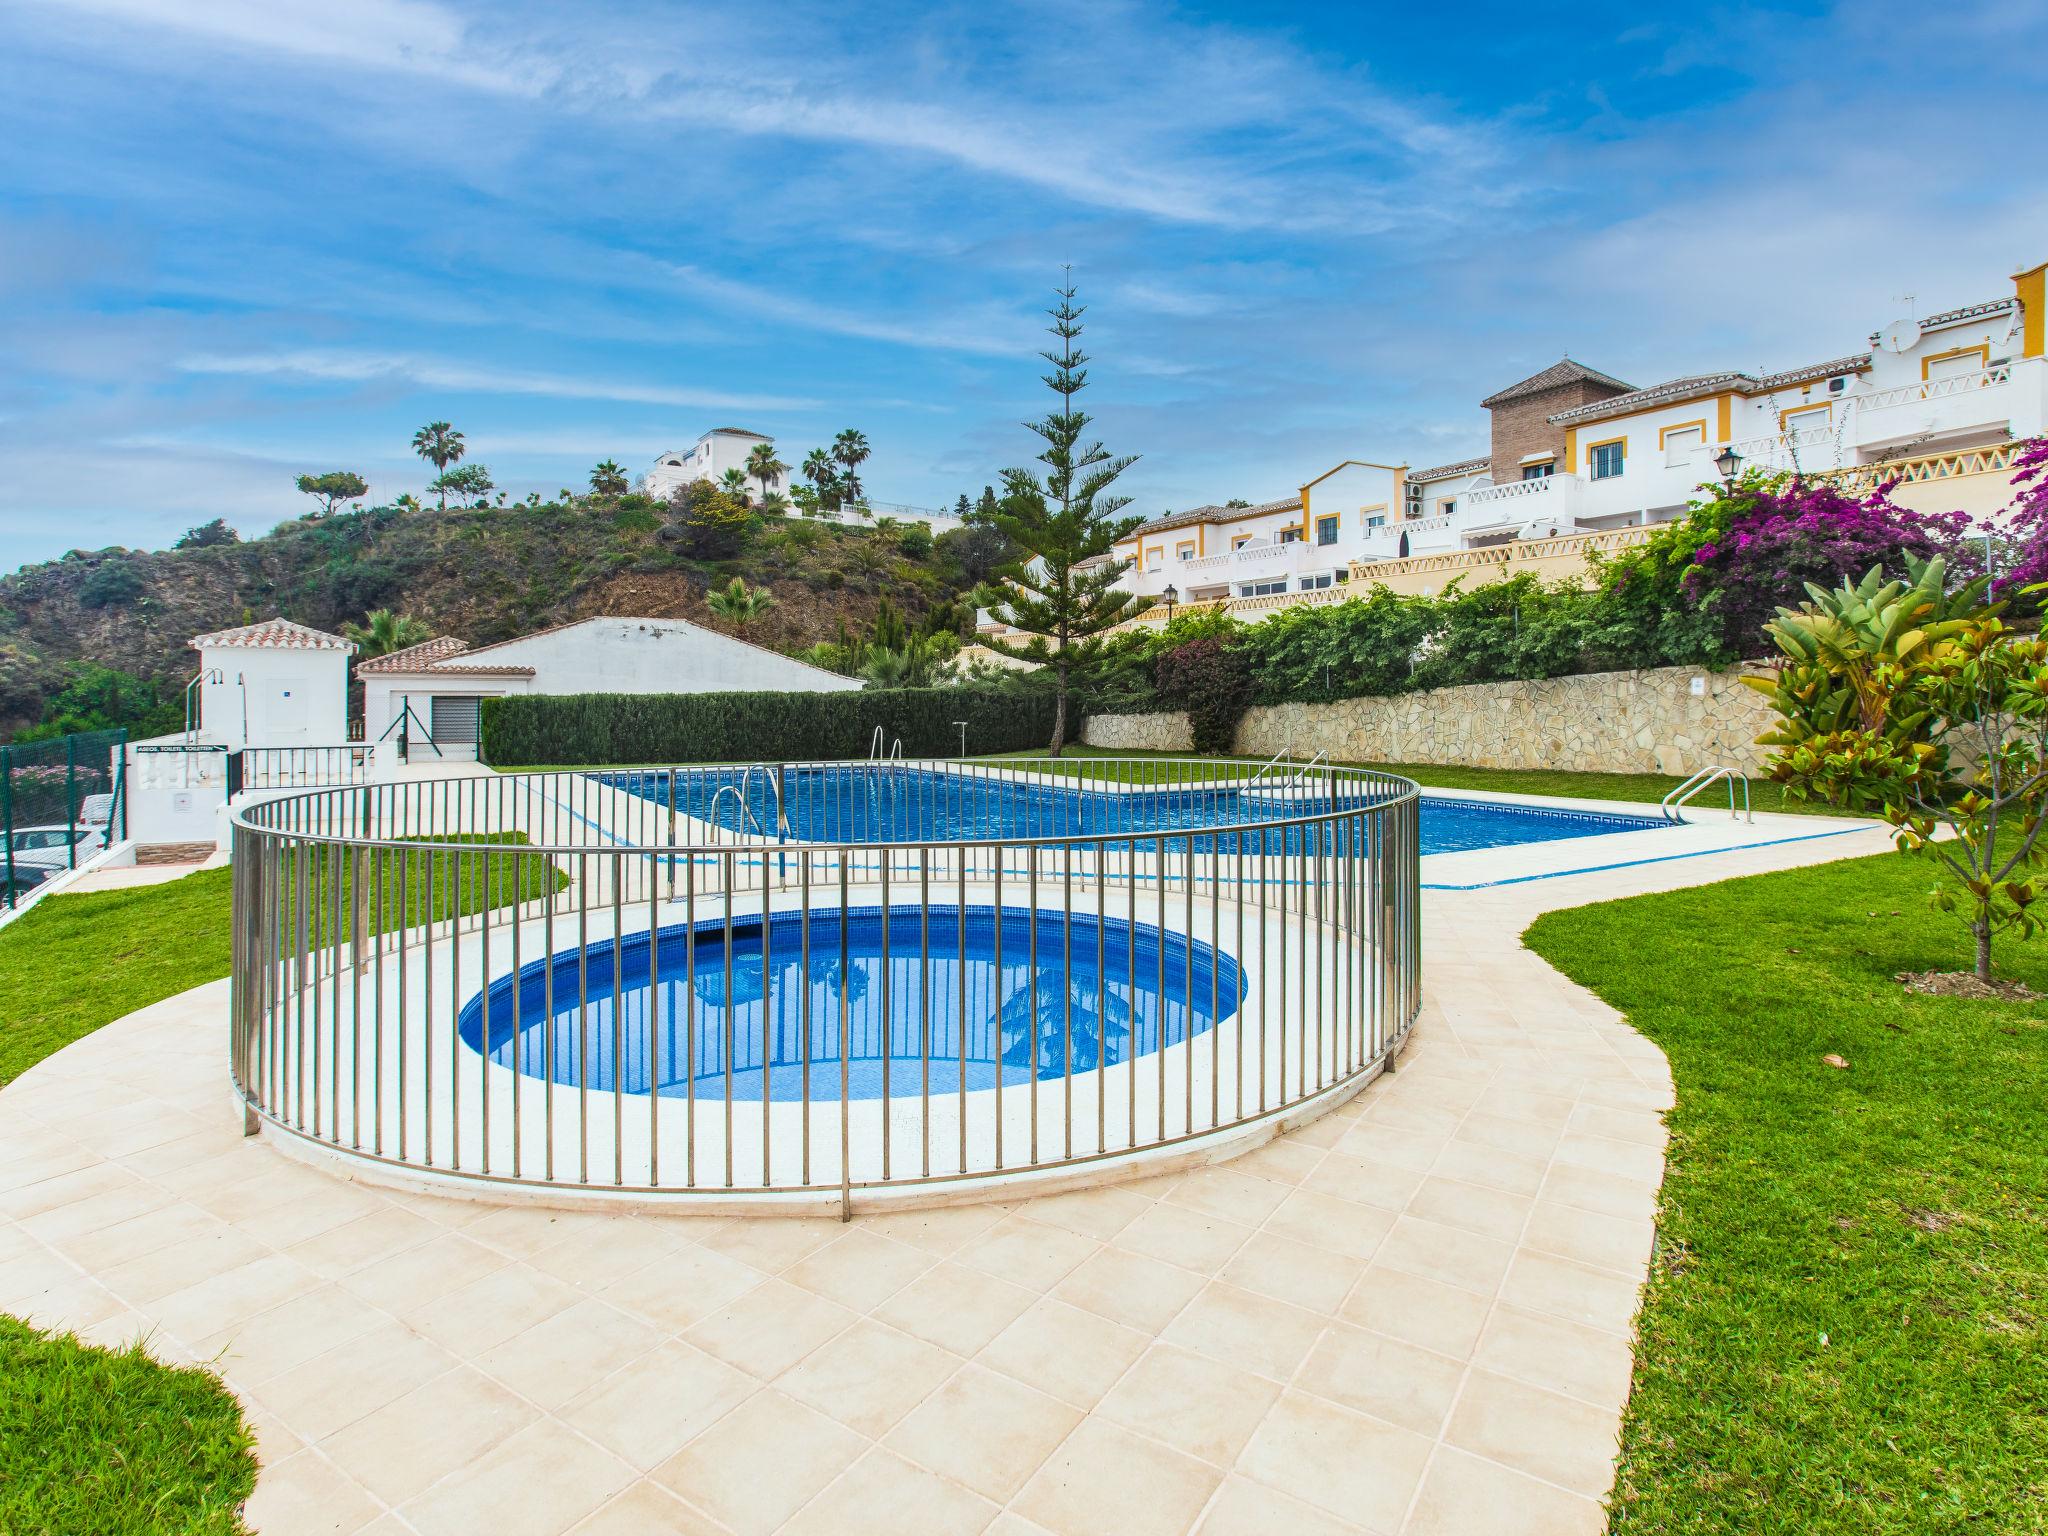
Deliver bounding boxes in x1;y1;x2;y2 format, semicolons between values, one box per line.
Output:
481;687;1060;766
75;561;144;609
1155;636;1254;754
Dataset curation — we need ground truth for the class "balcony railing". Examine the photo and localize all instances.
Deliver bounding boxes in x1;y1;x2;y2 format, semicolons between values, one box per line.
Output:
1856;363;2012;415
1465;473;1582;507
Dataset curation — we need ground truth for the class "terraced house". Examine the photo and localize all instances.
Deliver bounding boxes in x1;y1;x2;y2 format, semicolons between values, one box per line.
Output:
1092;257;2045;628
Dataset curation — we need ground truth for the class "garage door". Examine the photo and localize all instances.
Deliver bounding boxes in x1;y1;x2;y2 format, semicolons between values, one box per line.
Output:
430;695;481;746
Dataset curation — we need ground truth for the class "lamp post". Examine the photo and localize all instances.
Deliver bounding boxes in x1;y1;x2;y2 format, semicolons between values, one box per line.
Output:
1163;583;1178;622
1714;445;1744;492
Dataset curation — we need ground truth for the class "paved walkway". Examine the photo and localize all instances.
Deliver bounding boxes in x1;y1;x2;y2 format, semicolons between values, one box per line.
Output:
0;824;1891;1535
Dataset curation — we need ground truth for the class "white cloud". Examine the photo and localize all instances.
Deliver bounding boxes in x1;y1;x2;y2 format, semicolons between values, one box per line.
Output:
176;350;816;411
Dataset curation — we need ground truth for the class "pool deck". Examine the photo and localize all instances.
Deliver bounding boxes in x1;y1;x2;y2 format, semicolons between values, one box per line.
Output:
0;809;1892;1535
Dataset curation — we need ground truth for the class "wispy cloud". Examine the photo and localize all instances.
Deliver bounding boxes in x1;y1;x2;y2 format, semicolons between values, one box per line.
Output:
176;350;816;412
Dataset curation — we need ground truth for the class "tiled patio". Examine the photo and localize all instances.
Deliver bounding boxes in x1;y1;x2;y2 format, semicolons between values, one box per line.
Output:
0;822;1890;1535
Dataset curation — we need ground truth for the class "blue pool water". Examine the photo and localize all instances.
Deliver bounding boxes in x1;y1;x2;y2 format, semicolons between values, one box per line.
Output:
460;905;1246;1101
598;766;1664;856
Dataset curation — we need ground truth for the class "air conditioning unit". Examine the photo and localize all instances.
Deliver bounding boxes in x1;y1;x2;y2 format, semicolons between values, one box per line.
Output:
1828;376;1847;394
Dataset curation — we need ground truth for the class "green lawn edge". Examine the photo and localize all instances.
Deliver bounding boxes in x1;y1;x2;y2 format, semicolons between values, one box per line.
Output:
1523;851;2048;1534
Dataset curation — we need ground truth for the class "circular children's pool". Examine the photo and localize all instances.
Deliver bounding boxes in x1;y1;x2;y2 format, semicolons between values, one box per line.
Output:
458;905;1248;1103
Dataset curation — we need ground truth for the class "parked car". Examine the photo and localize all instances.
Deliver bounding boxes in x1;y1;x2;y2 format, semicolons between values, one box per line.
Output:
6;823;102;880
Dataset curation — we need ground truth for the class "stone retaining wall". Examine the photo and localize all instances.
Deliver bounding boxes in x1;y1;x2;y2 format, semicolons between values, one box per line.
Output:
1082;664;1777;775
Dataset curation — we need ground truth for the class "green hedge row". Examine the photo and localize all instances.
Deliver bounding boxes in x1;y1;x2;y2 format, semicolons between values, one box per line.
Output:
480;687;1060;766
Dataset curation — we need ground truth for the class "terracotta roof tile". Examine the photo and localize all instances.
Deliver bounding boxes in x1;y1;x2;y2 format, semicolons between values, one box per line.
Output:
1480;359;1635;408
190;617;354;653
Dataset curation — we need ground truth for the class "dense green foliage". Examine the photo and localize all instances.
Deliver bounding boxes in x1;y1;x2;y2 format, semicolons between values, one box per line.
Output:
1154;635;1254;753
10;665;180;743
481;686;1058;765
1526;853;2048;1534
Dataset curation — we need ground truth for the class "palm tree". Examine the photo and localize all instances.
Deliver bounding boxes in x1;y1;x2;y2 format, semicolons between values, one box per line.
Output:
802;448;839;509
342;609;430;658
757;491;792;517
745;442;789;504
589;459;629;498
704;576;778;632
831;428;870;506
411;422;465;510
718;467;753;502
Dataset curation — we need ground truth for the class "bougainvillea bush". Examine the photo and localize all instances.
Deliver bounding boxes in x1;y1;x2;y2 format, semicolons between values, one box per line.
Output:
1989;436;2048;597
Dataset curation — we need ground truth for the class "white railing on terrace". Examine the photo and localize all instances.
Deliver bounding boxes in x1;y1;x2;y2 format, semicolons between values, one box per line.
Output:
1856;364;2012;414
1352;525;1654;582
1466;473;1583;506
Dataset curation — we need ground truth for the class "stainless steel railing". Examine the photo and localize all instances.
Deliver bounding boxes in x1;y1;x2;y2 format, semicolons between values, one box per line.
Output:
228;757;1421;1212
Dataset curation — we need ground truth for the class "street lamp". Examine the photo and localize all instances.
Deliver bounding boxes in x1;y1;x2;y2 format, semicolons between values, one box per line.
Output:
1163;583;1178;621
1714;445;1744;489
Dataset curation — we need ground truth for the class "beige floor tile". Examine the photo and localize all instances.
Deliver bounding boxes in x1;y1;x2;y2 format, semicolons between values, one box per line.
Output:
1165;1168;1290;1227
1198;1475;1370;1535
1052;1244;1205;1332
1111;1201;1254;1275
1404;1176;1533;1244
1303;1152;1427;1212
566;1479;729;1535
886;1363;1080;1502
979;1297;1149;1409
1016;1183;1152;1240
1403;1446;1605;1536
1520;1200;1654;1276
684;1278;858;1381
96;1226;273;1305
152;1252;326;1344
240;1447;387;1536
285;1205;442;1278
403;1260;584;1356
476;1298;667;1411
251;1320;460;1441
400;1418;637;1536
1295;1325;1466;1438
197;1282;383;1385
1450;1113;1561;1162
692;1216;845;1274
781;1447;998;1536
1097;1342;1280;1466
1497;1251;1643;1337
654;1390;865;1536
860;1201;1008;1255
1015;1417;1222;1536
1220;1230;1365;1314
1537;1162;1659;1224
1373;1216;1515;1298
1261;1188;1396;1262
875;1260;1038;1355
319;1364;538;1505
775;1317;958;1436
1159;1282;1326;1383
339;1232;511;1312
1229;1134;1326;1186
1474;1304;1636;1411
560;1341;756;1470
1428;1138;1553;1198
781;1226;934;1313
601;1240;766;1333
954;1214;1100;1291
1443;1368;1624;1499
1237;1389;1434;1534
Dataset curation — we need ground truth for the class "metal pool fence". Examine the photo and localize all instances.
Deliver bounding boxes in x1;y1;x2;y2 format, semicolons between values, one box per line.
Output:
229;757;1421;1211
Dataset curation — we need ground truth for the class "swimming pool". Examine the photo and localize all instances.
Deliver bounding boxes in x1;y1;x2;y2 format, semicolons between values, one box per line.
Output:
599;765;1665;856
458;905;1246;1102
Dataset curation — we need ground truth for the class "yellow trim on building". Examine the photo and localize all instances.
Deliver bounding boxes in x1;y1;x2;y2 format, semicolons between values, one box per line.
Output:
1657;418;1708;448
1197;525;1206;556
1779;402;1830;431
1584;434;1627;475
1921;343;1991;380
1716;394;1732;442
1231;533;1253;551
2017;262;2046;358
1563;426;1578;475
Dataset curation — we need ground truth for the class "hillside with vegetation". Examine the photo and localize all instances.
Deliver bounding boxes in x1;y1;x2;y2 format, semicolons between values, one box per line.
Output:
0;486;1012;741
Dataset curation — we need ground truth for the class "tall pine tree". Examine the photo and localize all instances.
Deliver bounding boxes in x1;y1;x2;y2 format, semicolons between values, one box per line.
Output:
984;275;1151;754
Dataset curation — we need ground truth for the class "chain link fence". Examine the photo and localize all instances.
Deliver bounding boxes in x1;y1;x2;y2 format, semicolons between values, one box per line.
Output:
2;728;128;908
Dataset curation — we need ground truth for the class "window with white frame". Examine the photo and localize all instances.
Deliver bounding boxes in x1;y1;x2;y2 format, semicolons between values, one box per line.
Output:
1521;461;1554;480
1146;550;1163;571
1662;424;1705;468
1589;441;1625;480
1366;512;1386;529
1299;572;1335;590
1238;579;1286;597
1438;497;1456;517
1316;515;1339;546
1278;526;1302;544
1783;404;1830;436
1176;540;1195;560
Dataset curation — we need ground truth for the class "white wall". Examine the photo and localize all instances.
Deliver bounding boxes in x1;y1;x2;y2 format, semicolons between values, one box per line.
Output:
197;646;350;750
644;431;789;501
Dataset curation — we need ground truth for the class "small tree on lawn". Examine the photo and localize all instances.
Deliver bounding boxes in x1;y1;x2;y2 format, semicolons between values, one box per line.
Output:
746;442;789;504
430;463;494;507
1747;554;2048;981
980;274;1150;754
589;459;629;498
296;471;369;517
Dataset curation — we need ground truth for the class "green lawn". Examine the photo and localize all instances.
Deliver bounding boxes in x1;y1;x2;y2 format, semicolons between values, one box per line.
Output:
1525;853;2048;1534
0;836;562;1535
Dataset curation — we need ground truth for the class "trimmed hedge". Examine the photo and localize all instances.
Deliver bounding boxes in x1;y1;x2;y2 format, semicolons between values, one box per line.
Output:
481;687;1060;766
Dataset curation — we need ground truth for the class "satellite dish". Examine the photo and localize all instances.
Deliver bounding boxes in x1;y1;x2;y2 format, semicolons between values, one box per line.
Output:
1878;317;1922;353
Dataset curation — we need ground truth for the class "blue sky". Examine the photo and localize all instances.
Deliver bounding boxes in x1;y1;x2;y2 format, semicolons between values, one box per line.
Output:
0;0;2043;569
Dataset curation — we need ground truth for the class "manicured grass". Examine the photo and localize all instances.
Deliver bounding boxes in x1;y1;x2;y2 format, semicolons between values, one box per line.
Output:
998;746;1837;817
1525;853;2048;1534
0;836;563;1535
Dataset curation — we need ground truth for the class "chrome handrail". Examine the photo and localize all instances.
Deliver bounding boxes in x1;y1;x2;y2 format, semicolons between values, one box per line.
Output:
1661;764;1752;823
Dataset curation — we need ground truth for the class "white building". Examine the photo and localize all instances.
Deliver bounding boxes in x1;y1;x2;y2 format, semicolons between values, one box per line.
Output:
643;428;791;502
358;615;862;761
190;617;354;750
1090;258;2045;620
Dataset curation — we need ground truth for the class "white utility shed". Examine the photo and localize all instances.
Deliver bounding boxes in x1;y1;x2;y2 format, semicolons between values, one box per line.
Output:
357;615;861;759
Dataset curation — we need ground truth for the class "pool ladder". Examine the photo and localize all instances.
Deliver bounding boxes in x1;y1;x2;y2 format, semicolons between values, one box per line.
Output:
1661;765;1752;824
